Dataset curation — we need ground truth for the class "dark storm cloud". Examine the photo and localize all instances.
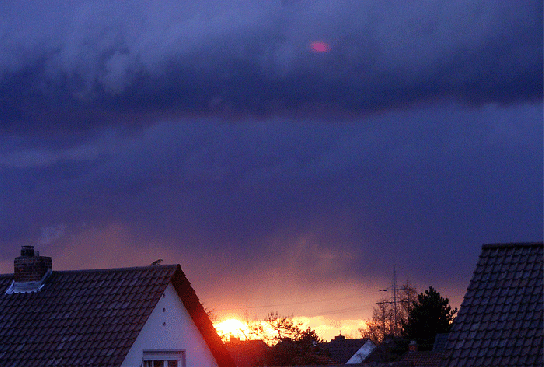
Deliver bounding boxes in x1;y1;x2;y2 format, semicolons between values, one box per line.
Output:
0;0;541;131
0;1;542;325
1;104;541;285
0;100;541;323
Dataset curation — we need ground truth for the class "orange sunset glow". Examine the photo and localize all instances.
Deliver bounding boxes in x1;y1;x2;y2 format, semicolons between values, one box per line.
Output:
214;315;368;343
215;318;250;341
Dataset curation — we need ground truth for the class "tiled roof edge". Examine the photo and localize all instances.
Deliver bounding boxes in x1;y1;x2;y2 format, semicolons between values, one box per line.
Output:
481;242;543;250
170;265;236;367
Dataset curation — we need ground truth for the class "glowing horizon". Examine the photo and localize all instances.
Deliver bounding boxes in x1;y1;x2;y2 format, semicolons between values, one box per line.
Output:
215;318;251;341
213;314;367;343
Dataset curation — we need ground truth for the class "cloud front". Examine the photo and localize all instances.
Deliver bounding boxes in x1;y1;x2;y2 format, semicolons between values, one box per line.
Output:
0;0;541;131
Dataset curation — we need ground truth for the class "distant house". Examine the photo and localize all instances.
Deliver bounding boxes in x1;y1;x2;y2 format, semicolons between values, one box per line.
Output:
323;334;374;364
442;242;543;366
395;337;447;367
0;246;236;367
224;337;269;367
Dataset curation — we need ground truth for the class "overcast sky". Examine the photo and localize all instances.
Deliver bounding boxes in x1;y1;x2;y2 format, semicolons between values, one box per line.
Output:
0;0;542;339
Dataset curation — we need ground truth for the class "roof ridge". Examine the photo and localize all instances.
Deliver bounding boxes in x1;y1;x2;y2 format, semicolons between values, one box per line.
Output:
0;264;180;280
48;264;178;274
481;242;543;250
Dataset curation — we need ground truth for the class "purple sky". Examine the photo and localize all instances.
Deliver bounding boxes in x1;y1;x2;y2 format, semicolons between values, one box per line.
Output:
0;0;542;339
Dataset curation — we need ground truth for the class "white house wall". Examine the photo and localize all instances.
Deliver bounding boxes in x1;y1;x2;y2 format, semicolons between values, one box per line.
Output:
121;282;219;367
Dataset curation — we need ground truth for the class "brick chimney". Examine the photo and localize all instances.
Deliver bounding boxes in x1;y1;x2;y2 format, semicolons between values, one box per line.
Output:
14;245;52;282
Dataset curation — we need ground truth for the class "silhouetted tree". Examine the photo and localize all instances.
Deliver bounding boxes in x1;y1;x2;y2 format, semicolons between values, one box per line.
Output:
268;327;331;366
249;312;332;365
402;286;457;350
359;297;393;343
398;281;418;325
360;282;418;343
247;311;302;345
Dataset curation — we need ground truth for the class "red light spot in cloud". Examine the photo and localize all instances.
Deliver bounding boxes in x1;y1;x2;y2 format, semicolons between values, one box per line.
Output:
310;41;331;53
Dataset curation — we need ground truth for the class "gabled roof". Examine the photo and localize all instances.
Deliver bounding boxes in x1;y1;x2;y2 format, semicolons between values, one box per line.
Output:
0;264;235;367
443;242;543;366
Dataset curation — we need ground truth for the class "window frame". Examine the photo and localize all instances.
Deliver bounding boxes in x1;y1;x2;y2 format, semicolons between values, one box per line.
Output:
142;349;186;367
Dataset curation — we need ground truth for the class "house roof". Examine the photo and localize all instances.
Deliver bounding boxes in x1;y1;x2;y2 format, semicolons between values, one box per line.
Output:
323;335;370;364
431;333;449;352
442;242;543;366
0;264;235;367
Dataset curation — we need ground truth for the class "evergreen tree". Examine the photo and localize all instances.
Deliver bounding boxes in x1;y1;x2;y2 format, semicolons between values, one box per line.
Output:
401;286;457;350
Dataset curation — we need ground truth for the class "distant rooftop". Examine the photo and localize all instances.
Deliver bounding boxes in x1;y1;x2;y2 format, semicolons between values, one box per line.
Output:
323;335;370;364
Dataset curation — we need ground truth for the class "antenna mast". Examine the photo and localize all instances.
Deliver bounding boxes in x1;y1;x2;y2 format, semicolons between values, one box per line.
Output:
392;265;398;336
377;266;401;337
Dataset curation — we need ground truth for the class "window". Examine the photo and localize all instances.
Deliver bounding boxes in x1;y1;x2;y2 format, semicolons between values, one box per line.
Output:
142;350;185;367
143;361;177;367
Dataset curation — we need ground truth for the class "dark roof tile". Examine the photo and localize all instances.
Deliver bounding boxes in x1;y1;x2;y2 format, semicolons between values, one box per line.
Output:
442;242;543;367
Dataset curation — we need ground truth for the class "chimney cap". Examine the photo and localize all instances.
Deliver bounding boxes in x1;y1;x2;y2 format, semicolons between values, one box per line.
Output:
20;245;35;257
